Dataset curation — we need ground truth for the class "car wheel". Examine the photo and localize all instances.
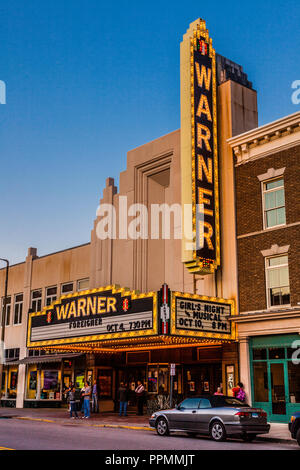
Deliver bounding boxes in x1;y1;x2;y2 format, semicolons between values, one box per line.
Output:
210;421;227;442
296;428;300;446
242;433;257;442
156;417;169;436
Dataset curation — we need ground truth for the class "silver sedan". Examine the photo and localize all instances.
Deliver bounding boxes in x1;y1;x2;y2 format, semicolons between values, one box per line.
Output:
149;396;270;442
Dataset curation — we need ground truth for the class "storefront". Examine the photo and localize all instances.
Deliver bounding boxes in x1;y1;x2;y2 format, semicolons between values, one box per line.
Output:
1;360;19;407
250;335;300;423
19;353;85;408
25;284;237;410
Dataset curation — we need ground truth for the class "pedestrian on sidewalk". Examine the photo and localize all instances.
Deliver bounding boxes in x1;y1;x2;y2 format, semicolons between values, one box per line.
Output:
118;381;129;417
68;386;79;419
232;382;246;402
92;380;99;413
214;387;224;396
79;386;85;417
82;382;91;418
135;380;145;416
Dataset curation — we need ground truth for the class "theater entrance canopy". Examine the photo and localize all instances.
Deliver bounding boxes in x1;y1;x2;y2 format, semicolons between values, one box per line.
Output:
27;285;236;353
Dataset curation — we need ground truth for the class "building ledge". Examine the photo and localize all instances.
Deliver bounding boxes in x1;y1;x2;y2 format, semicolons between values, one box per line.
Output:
228;307;300;323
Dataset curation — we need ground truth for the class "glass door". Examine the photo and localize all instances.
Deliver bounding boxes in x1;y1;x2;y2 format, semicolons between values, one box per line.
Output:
269;361;287;422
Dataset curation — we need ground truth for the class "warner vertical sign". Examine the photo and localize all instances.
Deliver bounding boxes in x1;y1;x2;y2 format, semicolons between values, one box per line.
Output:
181;19;220;274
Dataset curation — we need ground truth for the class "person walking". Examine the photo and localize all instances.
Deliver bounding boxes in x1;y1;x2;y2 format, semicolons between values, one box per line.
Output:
135;380;145;416
214;387;224;396
92;380;99;413
118;381;129;417
82;381;91;418
232;382;246;402
68;386;79;419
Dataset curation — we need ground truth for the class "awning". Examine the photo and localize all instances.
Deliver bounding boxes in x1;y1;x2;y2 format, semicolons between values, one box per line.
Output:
19;352;84;365
3;359;21;366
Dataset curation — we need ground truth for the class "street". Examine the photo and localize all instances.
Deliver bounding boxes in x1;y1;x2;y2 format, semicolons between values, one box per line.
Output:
0;417;298;451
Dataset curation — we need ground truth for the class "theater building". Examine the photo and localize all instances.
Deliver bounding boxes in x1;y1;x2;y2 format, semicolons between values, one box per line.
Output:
0;19;259;410
229;111;300;422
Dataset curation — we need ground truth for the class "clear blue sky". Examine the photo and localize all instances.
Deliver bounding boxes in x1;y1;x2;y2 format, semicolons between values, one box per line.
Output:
0;0;299;265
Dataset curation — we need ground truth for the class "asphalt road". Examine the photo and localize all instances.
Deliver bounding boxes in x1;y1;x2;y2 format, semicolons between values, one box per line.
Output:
0;418;298;451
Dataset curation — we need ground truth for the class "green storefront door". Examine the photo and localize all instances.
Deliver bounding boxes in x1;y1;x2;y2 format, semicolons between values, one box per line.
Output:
268;361;288;422
250;335;300;423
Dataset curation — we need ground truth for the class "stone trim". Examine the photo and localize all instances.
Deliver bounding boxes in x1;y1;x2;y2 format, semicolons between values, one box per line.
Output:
260;244;290;257
257;167;286;182
237;221;300;240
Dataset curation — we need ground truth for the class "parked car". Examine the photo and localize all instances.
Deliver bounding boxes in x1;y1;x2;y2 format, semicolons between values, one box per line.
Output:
289;412;300;446
149;395;270;442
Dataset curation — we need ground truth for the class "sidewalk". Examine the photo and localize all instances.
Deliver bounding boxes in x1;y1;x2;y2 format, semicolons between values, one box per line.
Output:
0;407;293;443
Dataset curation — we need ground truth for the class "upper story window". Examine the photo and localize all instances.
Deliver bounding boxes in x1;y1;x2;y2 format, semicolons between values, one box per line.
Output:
14;294;23;325
77;278;89;292
61;282;74;295
266;255;290;308
1;296;11;326
262;178;286;229
5;348;20;361
45;286;57;306
31;289;42;312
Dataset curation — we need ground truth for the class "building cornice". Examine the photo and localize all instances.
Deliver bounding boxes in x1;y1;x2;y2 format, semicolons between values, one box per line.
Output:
227;111;300;165
228;307;300;323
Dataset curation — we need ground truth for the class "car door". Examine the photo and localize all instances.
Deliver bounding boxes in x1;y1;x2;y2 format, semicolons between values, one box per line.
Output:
171;398;201;431
194;398;214;433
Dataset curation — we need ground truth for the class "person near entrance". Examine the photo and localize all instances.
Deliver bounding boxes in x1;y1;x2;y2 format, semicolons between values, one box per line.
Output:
135;380;145;416
232;382;246;402
82;381;91;418
92;380;99;413
118;381;129;417
68;386;79;419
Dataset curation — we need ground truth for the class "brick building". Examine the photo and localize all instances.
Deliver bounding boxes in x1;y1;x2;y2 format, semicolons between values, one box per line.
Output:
228;111;300;422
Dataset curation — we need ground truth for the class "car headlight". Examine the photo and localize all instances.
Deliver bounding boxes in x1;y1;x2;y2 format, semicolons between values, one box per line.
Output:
151;413;157;419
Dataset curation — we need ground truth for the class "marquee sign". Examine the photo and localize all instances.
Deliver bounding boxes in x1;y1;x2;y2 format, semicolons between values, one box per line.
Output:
171;291;236;341
181;19;220;274
27;286;158;347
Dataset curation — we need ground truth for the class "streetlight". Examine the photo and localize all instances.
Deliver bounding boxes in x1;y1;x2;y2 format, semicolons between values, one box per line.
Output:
0;258;9;401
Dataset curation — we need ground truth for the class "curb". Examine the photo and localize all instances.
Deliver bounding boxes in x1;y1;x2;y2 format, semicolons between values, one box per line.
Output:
7;415;296;444
15;415;153;431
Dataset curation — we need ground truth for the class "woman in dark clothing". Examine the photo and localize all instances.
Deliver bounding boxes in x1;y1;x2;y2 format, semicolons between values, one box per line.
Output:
118;381;129;417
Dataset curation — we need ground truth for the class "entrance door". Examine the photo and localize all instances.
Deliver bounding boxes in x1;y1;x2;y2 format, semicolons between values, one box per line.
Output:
269;362;287;421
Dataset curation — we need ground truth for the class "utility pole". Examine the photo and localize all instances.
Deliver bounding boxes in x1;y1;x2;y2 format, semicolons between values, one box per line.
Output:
0;259;9;401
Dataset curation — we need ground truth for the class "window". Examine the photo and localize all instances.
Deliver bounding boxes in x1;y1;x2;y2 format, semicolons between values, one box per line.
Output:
253;363;269;402
31;289;42;312
266;255;290;307
28;349;52;357
1;296;11;326
77;278;89;292
13;294;23;324
288;363;300;404
263;178;286;229
199;398;212;409
41;370;60;400
179;398;200;409
46;286;57;306
252;348;267;360
61;282;73;295
5;348;20;360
